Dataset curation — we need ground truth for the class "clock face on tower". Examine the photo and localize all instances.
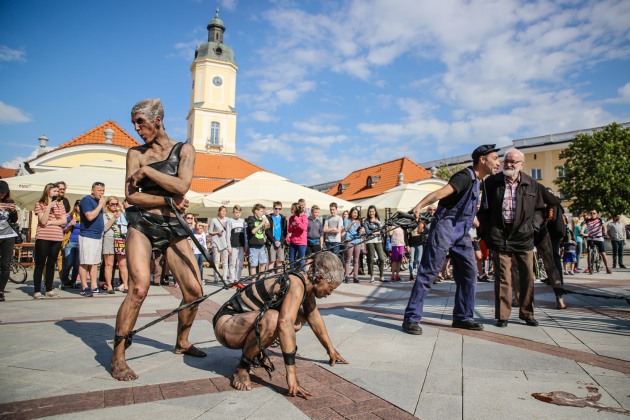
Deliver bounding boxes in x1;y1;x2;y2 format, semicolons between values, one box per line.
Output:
212;76;223;86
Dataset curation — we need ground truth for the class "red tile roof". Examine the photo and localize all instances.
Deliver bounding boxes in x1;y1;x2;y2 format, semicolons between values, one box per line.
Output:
326;157;432;200
55;120;141;150
190;178;233;193
0;167;17;178
193;153;265;178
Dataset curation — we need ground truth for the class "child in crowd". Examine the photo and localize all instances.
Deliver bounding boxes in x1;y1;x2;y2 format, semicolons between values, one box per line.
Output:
562;225;577;275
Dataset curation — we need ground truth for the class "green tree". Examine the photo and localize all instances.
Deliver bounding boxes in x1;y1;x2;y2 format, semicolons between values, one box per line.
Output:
556;122;630;216
434;162;467;181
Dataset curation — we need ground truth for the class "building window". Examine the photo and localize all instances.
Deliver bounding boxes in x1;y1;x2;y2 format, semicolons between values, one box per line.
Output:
531;168;542;180
556;166;566;178
208;122;220;146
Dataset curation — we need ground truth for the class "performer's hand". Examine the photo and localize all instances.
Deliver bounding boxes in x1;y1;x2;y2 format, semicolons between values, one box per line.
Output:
129;167;147;188
286;369;311;399
173;196;189;213
328;350;348;367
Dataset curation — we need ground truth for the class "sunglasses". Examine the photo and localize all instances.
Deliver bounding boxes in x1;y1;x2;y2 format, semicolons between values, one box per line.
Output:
274;207;281;210
504;159;523;165
109;203;119;206
92;182;105;188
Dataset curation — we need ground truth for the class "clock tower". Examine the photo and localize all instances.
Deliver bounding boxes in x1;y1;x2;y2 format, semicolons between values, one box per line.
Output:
187;8;238;154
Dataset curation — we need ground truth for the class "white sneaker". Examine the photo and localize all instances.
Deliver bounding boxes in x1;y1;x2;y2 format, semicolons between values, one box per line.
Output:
33;292;44;300
45;291;60;298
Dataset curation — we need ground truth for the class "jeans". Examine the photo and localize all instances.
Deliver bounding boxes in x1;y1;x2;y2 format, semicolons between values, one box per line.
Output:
366;242;386;277
575;241;582;268
0;237;16;294
289;244;307;270
194;253;204;279
324;242;341;258
34;239;62;294
61;241;79;285
344;243;361;279
228;247;244;282
611;240;625;267
409;244;423;279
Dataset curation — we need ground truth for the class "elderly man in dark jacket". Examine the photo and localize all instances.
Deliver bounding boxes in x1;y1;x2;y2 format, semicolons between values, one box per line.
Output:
478;148;546;328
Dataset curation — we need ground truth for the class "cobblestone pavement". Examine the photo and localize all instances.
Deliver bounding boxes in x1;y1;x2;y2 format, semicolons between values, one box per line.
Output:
0;266;628;419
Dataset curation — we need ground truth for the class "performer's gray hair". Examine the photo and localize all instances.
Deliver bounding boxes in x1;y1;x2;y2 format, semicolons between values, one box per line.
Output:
311;251;344;284
131;98;164;122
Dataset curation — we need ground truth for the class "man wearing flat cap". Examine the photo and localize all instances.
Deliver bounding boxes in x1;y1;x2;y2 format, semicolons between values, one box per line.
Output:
476;148;546;328
402;144;500;335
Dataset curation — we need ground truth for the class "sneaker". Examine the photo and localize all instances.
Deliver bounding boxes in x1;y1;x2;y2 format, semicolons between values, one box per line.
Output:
370;277;375;283
33;292;44;300
82;288;93;297
0;292;4;302
107;289;115;294
620;264;627;269
402;321;423;335
91;288;100;295
45;291;60;298
353;278;360;283
606;269;612;274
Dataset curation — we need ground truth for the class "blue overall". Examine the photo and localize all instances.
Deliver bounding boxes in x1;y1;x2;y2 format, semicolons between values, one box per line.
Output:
404;167;480;323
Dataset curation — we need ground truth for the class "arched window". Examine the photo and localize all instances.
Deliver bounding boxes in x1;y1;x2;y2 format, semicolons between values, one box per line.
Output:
209;122;220;146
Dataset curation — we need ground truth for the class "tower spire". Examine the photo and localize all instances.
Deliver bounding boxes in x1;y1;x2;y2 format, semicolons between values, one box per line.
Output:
207;7;225;43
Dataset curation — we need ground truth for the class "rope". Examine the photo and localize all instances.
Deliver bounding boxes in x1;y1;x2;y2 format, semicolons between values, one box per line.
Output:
123;211;415;342
563;289;630;306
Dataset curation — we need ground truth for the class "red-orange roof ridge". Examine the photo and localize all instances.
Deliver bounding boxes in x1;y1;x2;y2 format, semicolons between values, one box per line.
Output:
326;157;432;201
56;120;141;150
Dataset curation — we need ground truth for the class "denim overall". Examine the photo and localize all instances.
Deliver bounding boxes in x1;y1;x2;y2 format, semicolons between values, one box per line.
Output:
404;167;480;323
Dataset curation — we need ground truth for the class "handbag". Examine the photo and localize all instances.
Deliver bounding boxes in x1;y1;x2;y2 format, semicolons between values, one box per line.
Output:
10;222;23;244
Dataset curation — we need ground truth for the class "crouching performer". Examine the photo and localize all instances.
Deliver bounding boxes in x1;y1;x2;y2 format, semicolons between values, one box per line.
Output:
111;99;205;381
213;251;348;398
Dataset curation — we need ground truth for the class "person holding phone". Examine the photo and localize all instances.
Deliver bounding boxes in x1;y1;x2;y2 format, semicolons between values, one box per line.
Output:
33;183;66;299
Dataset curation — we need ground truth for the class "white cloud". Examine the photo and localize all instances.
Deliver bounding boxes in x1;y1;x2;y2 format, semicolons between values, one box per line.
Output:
2;148;42;169
0;100;32;124
219;0;238;12
0;45;26;62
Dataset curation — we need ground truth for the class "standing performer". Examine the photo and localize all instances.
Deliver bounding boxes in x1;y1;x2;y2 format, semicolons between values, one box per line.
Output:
213;251;348;397
402;145;501;335
111;99;205;381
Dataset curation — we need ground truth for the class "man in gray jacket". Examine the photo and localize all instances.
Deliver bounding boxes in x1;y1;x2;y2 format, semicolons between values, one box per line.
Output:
478;148;546;328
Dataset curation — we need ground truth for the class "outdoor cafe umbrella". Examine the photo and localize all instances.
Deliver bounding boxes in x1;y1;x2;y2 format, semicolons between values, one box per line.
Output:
5;161;204;210
201;171;354;216
355;181;446;213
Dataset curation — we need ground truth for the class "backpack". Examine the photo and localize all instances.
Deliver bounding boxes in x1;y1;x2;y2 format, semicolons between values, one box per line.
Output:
546;205;566;239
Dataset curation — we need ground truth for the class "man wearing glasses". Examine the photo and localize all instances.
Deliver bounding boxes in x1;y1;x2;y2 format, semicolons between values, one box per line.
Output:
478;148;546;328
79;182;106;297
265;201;287;271
581;209;612;274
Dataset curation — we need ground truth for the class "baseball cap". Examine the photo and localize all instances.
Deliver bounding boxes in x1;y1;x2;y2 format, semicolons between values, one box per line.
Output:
472;144;500;161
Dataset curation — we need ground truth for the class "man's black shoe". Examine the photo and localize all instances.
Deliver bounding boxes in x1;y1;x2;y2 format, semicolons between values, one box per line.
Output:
402;321;423;335
524;318;539;327
620;264;627;269
452;320;484;331
496;320;508;328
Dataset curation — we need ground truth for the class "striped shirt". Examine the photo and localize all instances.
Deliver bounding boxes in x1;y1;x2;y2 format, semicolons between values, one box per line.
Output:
584;218;604;240
34;201;66;242
502;175;520;224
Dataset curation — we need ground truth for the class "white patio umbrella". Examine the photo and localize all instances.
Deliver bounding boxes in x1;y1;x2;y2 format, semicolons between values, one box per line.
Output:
5;161;204;210
355;182;445;213
201;171;353;216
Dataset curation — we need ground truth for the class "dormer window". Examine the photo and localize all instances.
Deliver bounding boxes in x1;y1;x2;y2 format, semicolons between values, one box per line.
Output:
366;176;380;188
338;183;349;194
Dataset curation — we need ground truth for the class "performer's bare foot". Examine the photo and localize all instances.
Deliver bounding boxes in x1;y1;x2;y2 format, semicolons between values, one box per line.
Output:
232;366;252;391
111;359;138;381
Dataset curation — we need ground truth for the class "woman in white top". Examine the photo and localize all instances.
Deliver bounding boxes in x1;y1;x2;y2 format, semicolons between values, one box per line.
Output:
192;222;208;279
209;206;229;284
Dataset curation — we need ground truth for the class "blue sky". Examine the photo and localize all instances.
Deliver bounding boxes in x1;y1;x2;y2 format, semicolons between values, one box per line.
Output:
1;0;629;185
